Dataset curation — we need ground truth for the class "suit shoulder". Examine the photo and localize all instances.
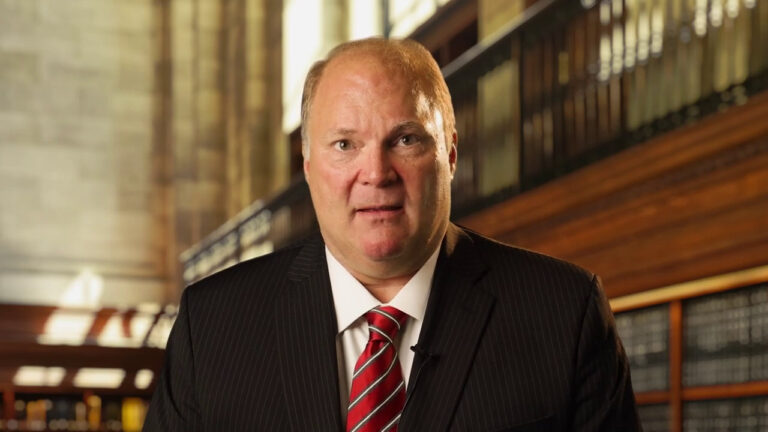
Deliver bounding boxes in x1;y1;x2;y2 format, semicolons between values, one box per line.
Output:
183;239;306;302
460;226;597;295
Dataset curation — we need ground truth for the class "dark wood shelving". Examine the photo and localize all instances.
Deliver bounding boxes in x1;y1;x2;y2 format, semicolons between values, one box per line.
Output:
636;382;768;405
682;381;768;401
669;301;682;431
618;278;768;431
635;391;670;405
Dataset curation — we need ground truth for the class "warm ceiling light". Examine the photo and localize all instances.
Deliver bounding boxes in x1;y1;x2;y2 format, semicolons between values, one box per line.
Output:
134;369;154;390
129;313;155;344
96;315;126;347
13;366;66;387
136;302;161;314
146;314;176;349
96;313;155;348
59;269;104;308
73;368;126;389
37;310;95;346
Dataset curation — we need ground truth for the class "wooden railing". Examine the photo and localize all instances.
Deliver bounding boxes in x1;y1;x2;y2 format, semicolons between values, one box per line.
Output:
181;0;768;284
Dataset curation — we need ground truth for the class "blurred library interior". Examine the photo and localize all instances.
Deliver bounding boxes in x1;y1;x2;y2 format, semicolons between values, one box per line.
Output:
0;0;767;430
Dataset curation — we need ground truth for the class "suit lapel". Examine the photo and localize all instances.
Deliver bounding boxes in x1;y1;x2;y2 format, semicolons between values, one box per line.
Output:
275;234;343;431
401;224;495;431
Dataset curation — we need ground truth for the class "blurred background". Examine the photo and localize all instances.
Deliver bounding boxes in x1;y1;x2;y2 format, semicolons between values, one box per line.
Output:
0;0;767;430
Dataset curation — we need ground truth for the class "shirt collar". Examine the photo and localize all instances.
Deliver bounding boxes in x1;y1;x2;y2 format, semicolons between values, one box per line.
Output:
327;245;440;334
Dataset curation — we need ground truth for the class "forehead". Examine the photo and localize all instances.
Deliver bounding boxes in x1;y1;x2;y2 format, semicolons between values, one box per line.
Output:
310;53;432;123
321;53;408;96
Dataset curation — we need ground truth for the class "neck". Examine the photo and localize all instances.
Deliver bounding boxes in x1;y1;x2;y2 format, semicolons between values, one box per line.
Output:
360;276;412;303
325;224;448;303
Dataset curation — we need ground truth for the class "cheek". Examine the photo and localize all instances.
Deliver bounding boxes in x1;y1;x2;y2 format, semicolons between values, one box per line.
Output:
403;163;439;202
314;164;353;202
422;162;452;206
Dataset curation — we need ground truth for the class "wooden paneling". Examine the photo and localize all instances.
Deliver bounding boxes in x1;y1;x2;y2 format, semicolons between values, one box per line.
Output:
3;384;153;398
0;344;164;371
0;303;167;396
682;381;768;401
611;266;768;313
0;305;55;342
634;391;669;405
507;150;768;260
0;343;163;394
460;91;768;297
2;387;13;420
606;240;768;299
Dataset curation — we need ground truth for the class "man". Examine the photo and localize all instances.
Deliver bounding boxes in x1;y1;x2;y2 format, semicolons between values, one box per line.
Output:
144;38;640;431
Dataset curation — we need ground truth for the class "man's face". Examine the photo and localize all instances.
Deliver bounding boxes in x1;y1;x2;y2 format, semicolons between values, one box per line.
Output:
304;54;456;281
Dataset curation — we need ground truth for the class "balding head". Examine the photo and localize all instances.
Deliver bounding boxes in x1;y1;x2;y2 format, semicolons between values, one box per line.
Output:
300;38;455;159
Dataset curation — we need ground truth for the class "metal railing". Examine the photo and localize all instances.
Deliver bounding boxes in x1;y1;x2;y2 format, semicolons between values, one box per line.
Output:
180;178;315;285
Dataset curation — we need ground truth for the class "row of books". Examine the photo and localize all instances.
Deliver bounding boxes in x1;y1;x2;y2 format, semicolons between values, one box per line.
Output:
683;397;768;431
636;397;768;431
615;305;670;392
449;0;768;206
0;395;147;432
613;283;768;390
682;353;768;387
683;284;768;386
519;0;767;180
637;403;669;432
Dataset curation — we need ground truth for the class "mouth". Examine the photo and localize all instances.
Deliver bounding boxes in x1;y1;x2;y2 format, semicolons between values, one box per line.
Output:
356;205;404;214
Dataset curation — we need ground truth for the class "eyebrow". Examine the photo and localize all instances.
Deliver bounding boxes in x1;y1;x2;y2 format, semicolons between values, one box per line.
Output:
385;121;428;141
327;128;357;138
391;121;424;133
323;121;427;141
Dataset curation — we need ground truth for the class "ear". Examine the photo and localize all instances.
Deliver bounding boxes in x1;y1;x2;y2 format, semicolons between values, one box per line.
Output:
448;131;457;178
303;157;311;183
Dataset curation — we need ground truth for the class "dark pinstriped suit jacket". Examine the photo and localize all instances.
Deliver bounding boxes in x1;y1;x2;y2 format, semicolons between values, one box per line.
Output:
144;224;641;431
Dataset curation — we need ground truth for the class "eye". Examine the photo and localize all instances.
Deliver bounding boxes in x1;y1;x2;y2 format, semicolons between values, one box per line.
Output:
333;140;351;151
397;134;419;146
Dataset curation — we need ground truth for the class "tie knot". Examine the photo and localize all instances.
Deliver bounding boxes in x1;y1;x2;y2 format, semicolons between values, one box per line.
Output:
365;306;407;343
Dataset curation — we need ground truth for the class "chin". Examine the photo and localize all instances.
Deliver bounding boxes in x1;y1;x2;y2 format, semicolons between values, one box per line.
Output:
360;239;406;262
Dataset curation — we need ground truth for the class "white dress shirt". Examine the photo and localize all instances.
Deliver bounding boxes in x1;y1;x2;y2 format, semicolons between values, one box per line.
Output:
326;245;440;419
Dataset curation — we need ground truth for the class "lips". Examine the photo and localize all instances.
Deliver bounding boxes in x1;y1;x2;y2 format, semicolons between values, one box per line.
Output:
356;205;403;213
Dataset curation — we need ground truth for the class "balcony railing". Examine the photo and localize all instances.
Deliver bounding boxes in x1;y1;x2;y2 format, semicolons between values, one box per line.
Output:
180;179;314;285
181;0;768;285
447;0;768;217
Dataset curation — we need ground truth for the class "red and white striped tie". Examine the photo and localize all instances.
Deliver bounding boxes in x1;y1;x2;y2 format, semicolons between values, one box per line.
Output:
346;306;408;432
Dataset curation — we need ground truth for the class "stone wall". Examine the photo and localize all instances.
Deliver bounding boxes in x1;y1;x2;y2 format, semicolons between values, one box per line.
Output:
0;0;285;306
0;0;168;306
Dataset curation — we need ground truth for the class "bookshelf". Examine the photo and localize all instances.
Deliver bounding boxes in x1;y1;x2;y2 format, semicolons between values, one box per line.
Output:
637;403;670;432
0;303;171;431
613;267;768;432
683;397;768;431
0;390;150;432
615;304;670;393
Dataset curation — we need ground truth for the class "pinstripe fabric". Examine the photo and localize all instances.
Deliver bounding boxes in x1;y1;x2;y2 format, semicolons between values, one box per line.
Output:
144;225;640;431
144;232;341;431
399;225;640;431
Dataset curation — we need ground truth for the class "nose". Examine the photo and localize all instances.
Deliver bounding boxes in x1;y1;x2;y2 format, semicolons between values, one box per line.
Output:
358;146;397;186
